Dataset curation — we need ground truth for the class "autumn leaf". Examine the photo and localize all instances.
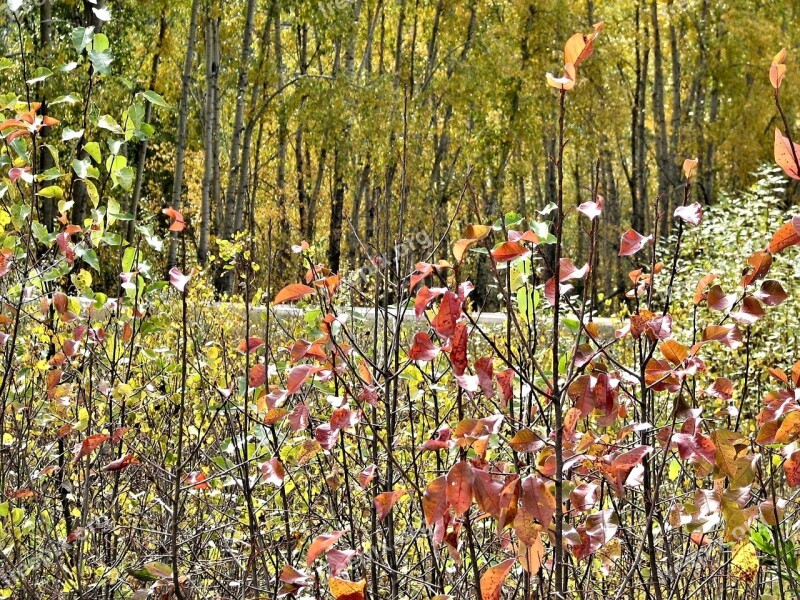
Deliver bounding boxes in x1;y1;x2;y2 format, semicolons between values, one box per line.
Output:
446;461;474;516
771;48;787;89
479;558;516;600
491;241;530;263
408;331;440;362
273;283;315;305
619;229;652;256
423;475;448;527
775;128;800;180
683;157;699;179
731;539;759;582
326;548;357;577
102;454;139;472
768;219;800;254
329;577;366;600
306;531;345;566
374;489;407;522
673;202;703;226
162;207;186;232
260;457;285;486
74;433;110;461
237;337;264;353
168;266;191;292
546;62;577;90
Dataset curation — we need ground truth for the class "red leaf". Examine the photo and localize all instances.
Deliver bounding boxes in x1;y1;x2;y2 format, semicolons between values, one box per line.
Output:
358;464;377;489
740;251;773;287
693;273;718;305
410;262;434;291
306;531;345;566
408;332;440;362
431;291;462;339
273;283;315;305
101;454;139;472
785;450;800;487
249;363;267;388
374;489;406;522
326;548;357;576
520;476;556;527
446;461;474;516
573;510;619;560
731;296;765;325
168;267;191;292
475;357;495;399
450;322;468;375
479;558;516;600
497;369;515;406
287;364;317;394
755;280;788;306
288;403;309;431
185;471;210;490
577;194;604;220
414;286;445;318
619;229;652;256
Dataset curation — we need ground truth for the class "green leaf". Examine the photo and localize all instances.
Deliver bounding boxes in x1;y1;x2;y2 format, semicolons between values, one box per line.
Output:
84;141;101;163
85;180;99;208
91;33;110;53
26;67;52;85
89;50;113;75
80;248;100;272
72;26;94;54
105;154;127;173
141;90;170;109
0;57;14;71
38;185;64;199
51;94;81;106
98;115;122;134
62;128;84;142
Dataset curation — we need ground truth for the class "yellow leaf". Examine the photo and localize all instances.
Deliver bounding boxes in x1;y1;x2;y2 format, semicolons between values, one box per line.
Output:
731;540;759;583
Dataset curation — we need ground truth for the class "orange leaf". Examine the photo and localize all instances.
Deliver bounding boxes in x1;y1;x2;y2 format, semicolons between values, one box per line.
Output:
74;434;110;461
374;489;406;522
273;283;315;305
769;219;800;254
306;531;345;566
162;207;186;232
479;558;516;600
775;128;800;180
491;241;530;263
329;577;366;600
423;475;448;527
785;451;800;487
446;461;474;516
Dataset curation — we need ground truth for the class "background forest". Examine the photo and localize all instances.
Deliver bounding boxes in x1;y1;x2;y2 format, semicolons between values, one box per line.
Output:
7;0;797;299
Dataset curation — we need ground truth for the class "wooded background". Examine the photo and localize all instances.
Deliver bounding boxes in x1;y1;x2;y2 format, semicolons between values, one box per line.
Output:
15;0;800;295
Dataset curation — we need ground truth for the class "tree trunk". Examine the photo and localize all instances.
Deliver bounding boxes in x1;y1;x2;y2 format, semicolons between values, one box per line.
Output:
128;14;166;244
166;0;201;271
198;9;214;265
